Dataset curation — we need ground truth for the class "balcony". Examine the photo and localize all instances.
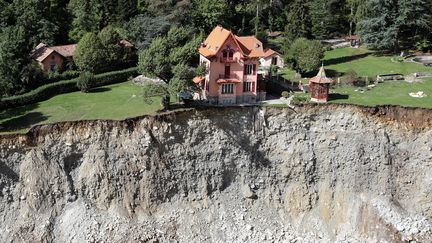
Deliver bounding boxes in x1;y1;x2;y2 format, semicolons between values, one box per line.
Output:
220;57;238;63
219;73;241;80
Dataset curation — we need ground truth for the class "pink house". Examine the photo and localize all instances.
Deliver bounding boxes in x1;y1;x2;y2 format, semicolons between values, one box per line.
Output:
194;26;267;105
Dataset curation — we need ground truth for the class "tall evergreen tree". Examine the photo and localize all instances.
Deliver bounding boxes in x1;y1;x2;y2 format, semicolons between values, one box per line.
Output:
358;0;431;51
310;0;348;39
68;0;103;41
285;0;312;42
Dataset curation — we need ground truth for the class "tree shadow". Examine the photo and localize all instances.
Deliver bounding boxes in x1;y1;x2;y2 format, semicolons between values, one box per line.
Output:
0;112;48;132
329;93;349;101
325;52;371;66
302;69;345;78
89;87;112;93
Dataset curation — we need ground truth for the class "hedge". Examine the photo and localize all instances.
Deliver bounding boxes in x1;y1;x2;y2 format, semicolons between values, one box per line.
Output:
0;67;138;110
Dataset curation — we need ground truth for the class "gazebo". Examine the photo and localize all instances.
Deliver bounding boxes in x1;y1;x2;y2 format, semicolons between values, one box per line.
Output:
309;65;334;103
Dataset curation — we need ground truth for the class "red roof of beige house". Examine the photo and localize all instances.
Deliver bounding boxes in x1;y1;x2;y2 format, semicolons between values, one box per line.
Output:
120;39;134;48
199;26;265;59
31;43;77;62
263;48;281;58
193;76;205;84
50;44;77;58
309;66;334;84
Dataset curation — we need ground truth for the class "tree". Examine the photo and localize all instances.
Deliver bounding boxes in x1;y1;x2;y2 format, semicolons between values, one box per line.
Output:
123;15;170;50
68;0;102;41
285;0;312;43
138;37;172;82
168;63;196;96
191;0;229;32
98;25;123;66
74;32;106;72
76;71;94;92
310;0;348;39
11;0;60;47
0;25;30;96
396;0;432;50
285;38;324;74
138;26;200;82
357;0;432;52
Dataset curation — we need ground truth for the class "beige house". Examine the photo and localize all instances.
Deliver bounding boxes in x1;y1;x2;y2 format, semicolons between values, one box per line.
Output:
259;48;284;74
31;43;77;72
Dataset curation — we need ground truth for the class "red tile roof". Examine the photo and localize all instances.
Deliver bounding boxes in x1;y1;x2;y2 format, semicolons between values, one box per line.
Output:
193;76;205;84
50;44;77;58
31;43;77;62
199;26;265;59
263;48;281;58
309;66;334;84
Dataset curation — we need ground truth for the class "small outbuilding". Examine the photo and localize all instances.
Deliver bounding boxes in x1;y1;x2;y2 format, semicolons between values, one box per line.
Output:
309;65;333;103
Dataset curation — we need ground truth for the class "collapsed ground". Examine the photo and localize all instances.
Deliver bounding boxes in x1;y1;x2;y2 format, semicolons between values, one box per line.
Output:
0;106;431;242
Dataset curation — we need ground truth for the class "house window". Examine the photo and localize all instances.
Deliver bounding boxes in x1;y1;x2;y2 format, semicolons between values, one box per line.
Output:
221;83;234;94
244;64;256;75
243;81;253;92
272;56;278;65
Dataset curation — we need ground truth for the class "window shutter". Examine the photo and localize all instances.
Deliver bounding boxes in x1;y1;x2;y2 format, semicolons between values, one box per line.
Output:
253;64;256;75
244;64;247;73
252;81;256;92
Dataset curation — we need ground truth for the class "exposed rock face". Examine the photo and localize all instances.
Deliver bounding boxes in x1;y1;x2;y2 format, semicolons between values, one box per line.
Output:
0;105;431;242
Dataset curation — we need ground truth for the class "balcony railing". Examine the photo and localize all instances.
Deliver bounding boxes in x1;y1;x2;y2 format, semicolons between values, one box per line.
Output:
219;73;241;79
220;57;237;63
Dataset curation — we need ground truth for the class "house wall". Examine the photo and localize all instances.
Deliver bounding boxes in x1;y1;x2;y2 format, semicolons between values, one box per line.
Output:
40;52;65;72
205;35;260;104
260;54;284;69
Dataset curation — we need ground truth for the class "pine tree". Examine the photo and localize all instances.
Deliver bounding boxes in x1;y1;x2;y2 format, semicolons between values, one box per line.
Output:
310;0;348;39
285;0;312;42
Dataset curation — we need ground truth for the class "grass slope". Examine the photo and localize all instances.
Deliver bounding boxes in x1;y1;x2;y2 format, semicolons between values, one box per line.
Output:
329;79;432;108
324;48;432;78
0;82;161;134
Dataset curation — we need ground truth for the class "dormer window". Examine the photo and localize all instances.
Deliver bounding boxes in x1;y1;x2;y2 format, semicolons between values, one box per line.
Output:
222;49;234;59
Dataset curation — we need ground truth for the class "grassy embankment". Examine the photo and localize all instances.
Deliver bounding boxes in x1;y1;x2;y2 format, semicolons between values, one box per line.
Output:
283;47;432;108
0;82;161;134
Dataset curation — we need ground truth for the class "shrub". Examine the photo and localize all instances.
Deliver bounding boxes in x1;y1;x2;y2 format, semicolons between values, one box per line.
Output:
0;68;138;110
340;69;358;86
47;70;81;83
281;91;290;98
285;38;324;74
77;72;94;92
291;95;309;105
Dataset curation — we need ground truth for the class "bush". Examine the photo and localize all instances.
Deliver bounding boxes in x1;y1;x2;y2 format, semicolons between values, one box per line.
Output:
285;38;324;74
0;67;138;110
291;95;309;105
47;70;81;83
77;72;94;92
340;69;358;86
281;91;290;98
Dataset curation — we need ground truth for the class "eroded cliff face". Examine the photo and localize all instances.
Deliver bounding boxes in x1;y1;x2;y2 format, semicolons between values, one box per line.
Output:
0;105;431;242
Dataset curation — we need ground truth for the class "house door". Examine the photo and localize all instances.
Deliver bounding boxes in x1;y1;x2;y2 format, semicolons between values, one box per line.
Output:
224;65;230;78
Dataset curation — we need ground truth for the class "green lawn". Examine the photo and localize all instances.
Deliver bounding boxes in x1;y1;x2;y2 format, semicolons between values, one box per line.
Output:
329;78;432;108
324;47;432;78
280;47;432;108
0;81;162;134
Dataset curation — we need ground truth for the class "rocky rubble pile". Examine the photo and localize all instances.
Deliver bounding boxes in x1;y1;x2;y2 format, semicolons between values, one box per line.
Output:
0;105;431;242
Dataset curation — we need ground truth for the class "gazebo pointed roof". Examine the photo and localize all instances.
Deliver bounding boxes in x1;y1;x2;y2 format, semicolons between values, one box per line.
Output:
310;65;333;84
